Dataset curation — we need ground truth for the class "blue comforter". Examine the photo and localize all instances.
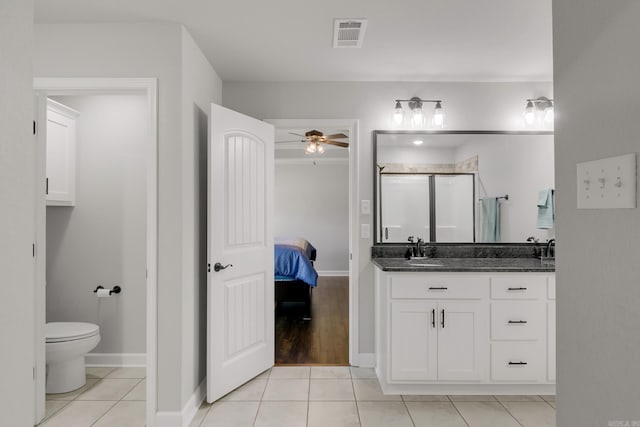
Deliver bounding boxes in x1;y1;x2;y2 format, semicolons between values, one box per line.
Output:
274;244;318;287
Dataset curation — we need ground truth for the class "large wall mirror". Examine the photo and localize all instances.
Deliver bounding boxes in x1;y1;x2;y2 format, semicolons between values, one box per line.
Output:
373;130;554;244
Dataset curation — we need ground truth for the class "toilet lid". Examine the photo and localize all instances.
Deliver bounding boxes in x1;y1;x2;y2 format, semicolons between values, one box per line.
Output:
46;322;100;343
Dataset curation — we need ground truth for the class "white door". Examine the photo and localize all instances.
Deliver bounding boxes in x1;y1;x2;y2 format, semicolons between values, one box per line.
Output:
437;302;488;381
207;104;274;402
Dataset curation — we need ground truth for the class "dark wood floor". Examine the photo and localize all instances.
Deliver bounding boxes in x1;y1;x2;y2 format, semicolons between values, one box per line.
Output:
275;276;349;366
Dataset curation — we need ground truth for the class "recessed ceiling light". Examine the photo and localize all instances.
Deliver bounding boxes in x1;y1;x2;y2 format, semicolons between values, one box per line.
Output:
412;139;424;146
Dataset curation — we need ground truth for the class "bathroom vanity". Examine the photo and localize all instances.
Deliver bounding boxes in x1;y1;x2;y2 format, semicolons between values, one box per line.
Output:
373;254;555;395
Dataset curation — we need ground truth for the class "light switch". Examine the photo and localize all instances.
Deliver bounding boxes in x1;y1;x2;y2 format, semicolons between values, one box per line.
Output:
360;223;370;239
361;199;371;215
577;153;636;209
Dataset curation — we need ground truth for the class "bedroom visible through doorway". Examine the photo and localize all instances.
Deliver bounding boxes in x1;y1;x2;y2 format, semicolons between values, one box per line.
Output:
273;126;351;366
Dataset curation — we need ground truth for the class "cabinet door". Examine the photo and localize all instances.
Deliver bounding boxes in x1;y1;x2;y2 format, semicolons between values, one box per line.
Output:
390;301;437;381
437;302;488;381
46;100;78;206
547;301;556;382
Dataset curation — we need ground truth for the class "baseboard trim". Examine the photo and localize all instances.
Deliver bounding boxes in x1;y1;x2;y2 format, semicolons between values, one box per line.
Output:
317;270;349;277
182;379;207;427
85;353;146;367
357;353;375;368
156;379;206;427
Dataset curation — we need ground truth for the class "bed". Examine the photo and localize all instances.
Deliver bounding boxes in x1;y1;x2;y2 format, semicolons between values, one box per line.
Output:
274;237;318;320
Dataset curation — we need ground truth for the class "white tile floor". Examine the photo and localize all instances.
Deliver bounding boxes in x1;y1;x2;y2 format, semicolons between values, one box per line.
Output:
38;367;146;427
190;367;557;427
38;366;555;426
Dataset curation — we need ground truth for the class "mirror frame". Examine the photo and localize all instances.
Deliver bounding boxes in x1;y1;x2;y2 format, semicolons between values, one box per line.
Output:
372;130;555;245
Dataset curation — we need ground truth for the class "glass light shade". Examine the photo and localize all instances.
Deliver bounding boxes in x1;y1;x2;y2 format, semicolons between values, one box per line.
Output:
305;142;316;154
393;101;404;125
432;102;445;128
412;139;424;146
411;107;425;127
523;101;536;126
544;107;554;124
316;143;325;154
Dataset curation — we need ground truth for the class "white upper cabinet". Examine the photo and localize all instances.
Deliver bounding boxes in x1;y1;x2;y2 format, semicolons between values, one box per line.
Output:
46;99;79;206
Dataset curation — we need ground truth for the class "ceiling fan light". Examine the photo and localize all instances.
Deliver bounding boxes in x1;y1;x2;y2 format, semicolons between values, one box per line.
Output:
305;142;316;154
317;144;325;154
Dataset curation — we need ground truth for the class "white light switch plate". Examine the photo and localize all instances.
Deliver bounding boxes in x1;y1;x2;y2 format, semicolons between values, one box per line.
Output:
360;223;370;239
361;199;371;215
577;153;636;209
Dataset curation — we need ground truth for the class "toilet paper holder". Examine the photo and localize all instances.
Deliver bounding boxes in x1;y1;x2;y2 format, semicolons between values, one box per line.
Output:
93;285;122;296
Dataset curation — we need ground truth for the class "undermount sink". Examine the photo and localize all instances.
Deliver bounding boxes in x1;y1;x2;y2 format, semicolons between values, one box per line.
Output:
540;257;555;266
406;258;443;267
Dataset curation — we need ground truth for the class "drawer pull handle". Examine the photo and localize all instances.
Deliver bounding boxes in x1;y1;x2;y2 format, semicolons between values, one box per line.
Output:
508;320;528;324
441;309;445;328
508;361;528;366
431;309;436;328
429;287;448;290
507;287;527;291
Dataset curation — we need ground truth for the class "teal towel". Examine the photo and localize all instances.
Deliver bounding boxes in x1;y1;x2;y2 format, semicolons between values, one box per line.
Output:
537;188;555;229
481;198;500;242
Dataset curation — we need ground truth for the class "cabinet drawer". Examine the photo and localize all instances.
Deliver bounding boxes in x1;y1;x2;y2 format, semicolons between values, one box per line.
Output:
390;275;488;300
548;276;556;300
491;302;545;341
491;342;545;382
491;276;546;300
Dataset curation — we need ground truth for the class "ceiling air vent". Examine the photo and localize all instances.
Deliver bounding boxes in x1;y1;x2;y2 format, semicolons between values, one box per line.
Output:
333;19;367;48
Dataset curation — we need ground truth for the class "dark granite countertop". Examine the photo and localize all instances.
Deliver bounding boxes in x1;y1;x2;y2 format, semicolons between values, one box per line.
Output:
372;257;555;272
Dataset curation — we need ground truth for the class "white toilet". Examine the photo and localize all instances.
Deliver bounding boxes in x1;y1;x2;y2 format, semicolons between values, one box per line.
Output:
45;322;101;394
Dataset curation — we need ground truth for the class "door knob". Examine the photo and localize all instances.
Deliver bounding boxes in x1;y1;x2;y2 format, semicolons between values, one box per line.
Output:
213;262;233;272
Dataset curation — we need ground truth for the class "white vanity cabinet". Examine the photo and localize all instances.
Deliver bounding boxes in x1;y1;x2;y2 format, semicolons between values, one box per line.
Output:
375;268;556;395
46;99;79;206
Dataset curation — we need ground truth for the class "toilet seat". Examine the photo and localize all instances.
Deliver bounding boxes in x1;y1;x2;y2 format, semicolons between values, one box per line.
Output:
46;322;100;343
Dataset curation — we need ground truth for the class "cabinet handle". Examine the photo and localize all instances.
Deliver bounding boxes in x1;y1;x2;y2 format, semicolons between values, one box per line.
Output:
46;177;49;195
508;320;528;324
508;361;528;366
441;309;445;328
428;286;448;290
385;227;389;240
431;309;435;328
507;287;527;291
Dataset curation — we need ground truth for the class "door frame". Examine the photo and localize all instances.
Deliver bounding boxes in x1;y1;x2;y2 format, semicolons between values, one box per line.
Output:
32;78;158;426
266;118;360;365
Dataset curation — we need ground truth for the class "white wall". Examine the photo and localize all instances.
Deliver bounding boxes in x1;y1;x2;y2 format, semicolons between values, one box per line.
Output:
0;1;35;425
223;81;553;354
46;94;147;355
35;23;223;416
274;161;349;273
554;1;640;425
180;27;222;408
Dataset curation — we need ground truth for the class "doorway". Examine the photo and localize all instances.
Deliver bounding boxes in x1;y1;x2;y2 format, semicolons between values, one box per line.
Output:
269;119;359;367
33;78;158;426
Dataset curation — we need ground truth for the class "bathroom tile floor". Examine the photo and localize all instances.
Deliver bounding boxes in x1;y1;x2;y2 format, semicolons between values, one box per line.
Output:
190;367;557;427
38;366;556;426
38;367;146;427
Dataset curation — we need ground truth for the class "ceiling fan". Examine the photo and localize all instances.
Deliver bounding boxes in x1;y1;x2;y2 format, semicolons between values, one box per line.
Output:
277;129;349;154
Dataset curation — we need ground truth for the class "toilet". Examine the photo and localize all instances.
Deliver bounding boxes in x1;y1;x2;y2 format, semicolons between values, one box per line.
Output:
45;322;100;394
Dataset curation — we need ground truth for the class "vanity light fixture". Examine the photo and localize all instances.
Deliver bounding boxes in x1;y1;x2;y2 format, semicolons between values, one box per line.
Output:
392;97;445;129
523;97;554;128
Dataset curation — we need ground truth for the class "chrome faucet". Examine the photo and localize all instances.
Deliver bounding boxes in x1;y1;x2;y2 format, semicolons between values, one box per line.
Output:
416;238;425;257
546;238;555;258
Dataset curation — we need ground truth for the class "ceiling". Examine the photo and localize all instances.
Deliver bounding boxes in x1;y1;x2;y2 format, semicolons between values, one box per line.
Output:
34;0;552;83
